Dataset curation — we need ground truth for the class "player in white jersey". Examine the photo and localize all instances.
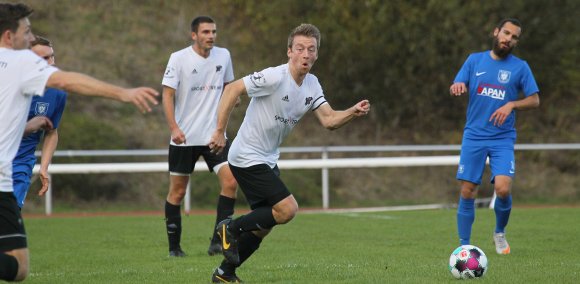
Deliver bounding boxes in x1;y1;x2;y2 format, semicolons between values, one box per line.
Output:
161;16;238;258
207;23;371;283
0;3;158;281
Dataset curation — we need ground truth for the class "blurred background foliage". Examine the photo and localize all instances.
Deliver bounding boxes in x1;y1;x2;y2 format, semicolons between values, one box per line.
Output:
10;0;579;212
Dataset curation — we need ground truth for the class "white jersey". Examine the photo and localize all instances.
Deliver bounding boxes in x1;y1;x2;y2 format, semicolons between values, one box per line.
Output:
0;48;57;192
162;46;234;146
229;64;327;168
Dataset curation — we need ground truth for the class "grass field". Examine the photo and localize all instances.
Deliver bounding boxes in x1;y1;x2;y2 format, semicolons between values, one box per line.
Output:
23;207;580;283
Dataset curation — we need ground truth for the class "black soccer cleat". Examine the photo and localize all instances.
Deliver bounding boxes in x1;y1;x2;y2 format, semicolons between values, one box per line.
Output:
207;237;223;256
212;268;242;283
168;248;186;257
216;218;240;265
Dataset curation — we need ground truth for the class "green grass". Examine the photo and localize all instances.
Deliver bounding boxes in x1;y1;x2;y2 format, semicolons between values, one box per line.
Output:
23;207;580;283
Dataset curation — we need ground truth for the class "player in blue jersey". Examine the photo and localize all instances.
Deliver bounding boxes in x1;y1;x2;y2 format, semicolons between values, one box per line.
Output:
12;35;67;209
450;18;540;255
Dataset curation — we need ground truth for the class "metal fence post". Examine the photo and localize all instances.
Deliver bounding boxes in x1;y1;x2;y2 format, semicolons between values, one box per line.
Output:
322;147;329;209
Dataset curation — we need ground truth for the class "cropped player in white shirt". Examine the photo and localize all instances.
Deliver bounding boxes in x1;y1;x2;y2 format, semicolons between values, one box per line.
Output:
161;16;238;258
0;3;158;281
208;23;371;283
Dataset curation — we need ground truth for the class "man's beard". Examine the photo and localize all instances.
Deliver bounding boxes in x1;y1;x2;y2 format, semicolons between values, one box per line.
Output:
492;37;513;58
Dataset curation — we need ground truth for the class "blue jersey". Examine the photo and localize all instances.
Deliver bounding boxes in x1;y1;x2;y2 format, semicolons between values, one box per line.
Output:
454;51;539;140
13;88;67;164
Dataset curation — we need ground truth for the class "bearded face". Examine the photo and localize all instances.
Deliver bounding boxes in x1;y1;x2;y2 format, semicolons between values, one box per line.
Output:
491;22;521;59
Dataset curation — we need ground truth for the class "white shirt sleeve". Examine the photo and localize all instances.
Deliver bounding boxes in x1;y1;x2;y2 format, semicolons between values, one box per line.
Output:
161;53;179;89
20;50;58;97
242;66;282;98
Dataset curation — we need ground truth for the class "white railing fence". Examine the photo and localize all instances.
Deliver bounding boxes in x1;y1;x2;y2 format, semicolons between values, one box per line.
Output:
32;144;580;215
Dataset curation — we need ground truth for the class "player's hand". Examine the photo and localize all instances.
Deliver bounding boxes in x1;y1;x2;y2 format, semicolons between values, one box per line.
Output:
38;170;50;196
208;131;226;155
24;116;53;136
171;128;186;145
489;102;514;126
122;87;159;113
450;83;467;96
353;100;370;116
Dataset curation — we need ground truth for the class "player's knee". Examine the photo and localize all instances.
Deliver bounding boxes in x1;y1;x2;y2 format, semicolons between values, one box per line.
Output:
222;176;238;193
460;184;477;199
277;203;298;224
494;186;510;198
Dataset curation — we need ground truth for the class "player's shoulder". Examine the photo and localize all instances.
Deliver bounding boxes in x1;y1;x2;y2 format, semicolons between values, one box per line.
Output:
3;49;40;64
45;87;67;98
169;46;191;58
211;46;231;56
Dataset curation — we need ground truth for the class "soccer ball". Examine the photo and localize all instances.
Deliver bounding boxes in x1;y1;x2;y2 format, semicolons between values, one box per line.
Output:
448;245;488;279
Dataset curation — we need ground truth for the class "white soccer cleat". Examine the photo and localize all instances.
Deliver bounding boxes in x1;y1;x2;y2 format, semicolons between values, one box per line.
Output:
493;232;511;255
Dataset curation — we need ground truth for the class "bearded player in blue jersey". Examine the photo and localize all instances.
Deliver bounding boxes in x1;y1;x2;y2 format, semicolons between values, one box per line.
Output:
12;36;67;209
450;18;540;255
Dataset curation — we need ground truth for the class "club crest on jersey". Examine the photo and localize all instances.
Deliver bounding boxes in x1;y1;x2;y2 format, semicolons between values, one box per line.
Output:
498;70;511;84
305;97;313;106
216;65;222;72
34;102;49;116
164;67;175;78
249;72;265;85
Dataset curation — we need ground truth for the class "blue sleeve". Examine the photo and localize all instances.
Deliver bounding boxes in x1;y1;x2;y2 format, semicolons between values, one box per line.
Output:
51;91;67;129
520;62;539;97
453;54;473;85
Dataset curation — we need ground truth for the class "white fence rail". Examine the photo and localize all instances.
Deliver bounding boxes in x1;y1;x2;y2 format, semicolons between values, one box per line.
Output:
32;144;580;215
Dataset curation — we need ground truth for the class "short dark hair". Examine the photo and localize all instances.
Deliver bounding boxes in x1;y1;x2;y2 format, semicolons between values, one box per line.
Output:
288;23;321;49
31;35;52;47
191;16;215;33
496;18;522;32
0;3;33;35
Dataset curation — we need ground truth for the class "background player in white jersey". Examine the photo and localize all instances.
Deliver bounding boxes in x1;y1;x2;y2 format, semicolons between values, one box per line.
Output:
0;3;158;281
12;35;67;209
450;18;540;255
161;16;238;258
207;23;370;282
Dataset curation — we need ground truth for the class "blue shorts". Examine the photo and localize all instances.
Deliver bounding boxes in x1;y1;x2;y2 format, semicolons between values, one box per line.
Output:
456;138;515;185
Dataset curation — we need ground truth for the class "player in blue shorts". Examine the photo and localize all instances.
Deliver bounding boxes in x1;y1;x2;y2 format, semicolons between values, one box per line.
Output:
449;18;540;254
12;35;67;209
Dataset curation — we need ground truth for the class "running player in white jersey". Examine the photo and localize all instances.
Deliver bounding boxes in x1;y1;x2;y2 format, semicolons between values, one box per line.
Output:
207;23;371;283
0;3;158;281
161;16;238;258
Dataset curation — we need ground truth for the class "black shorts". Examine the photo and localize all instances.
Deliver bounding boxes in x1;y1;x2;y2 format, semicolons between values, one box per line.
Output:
229;163;290;210
0;192;27;251
168;141;230;174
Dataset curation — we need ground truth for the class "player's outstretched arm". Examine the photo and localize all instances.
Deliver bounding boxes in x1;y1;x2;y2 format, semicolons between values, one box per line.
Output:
314;100;370;130
47;71;159;113
209;79;247;154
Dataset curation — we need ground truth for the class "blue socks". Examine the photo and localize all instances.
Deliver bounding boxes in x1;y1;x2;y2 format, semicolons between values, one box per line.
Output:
457;197;475;245
494;195;512;233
